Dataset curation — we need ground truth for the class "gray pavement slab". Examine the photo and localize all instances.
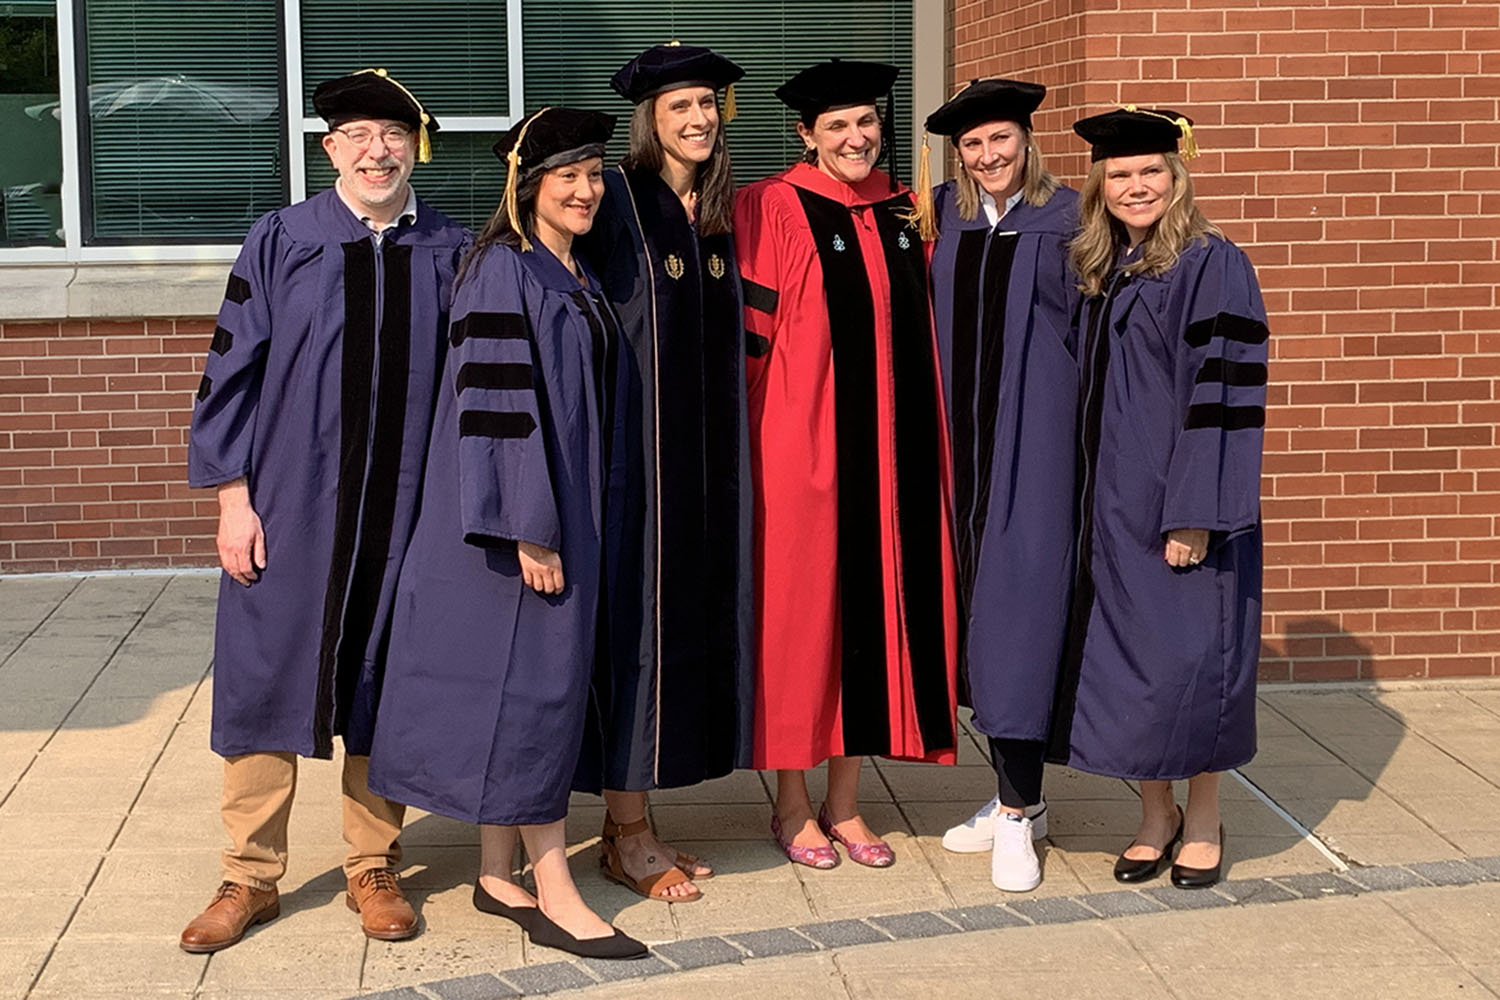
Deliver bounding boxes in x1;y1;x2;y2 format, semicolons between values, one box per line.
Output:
1;575;1500;1000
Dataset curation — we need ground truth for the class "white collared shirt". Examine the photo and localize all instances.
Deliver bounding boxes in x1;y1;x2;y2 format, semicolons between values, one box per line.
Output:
335;179;418;245
980;189;1025;229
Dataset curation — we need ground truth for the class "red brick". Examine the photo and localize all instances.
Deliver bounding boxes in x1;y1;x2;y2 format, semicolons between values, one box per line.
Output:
1428;562;1494;584
1429;656;1497;678
1366;658;1429;680
21;9;1500;678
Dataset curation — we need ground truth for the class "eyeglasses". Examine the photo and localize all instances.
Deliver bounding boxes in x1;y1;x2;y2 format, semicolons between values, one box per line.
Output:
332;125;412;149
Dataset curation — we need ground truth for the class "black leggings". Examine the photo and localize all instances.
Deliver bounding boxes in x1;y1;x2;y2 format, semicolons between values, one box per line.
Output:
987;737;1046;809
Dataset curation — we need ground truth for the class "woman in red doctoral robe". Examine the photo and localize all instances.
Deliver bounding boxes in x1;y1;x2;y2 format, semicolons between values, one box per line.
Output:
733;59;958;870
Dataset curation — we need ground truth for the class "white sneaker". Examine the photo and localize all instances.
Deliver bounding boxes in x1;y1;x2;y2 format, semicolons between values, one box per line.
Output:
991;812;1043;892
941;796;1049;853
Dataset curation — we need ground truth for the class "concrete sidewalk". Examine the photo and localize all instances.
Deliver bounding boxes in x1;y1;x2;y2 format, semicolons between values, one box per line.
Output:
1;574;1498;999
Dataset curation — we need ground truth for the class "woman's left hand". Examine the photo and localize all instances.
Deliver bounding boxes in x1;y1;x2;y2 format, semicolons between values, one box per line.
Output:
1164;529;1210;568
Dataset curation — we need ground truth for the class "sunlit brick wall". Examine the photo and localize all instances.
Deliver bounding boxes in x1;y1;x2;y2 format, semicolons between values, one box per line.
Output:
0;319;217;571
953;0;1500;680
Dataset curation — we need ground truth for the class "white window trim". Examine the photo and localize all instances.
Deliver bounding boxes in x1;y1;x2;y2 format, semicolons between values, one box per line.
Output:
284;0;306;204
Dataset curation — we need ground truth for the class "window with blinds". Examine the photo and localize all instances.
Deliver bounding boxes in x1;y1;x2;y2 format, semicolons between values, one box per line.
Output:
56;1;915;245
1;0;63;246
305;129;506;230
520;1;915;187
78;0;283;242
299;0;508;118
298;0;510;229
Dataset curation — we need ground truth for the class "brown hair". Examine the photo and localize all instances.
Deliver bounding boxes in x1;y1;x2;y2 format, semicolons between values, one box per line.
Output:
1069;152;1221;297
456;170;542;289
621;95;735;236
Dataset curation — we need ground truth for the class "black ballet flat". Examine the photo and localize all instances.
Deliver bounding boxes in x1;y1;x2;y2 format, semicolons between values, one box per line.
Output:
1113;807;1184;884
472;881;541;932
527;911;649;960
1171;825;1226;889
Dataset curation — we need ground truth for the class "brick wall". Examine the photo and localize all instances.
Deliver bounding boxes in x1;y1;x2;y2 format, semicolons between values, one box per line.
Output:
954;0;1500;680
0;319;217;571
4;4;1499;680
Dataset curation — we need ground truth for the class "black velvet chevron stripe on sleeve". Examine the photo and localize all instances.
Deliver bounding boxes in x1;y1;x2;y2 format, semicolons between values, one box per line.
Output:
459;410;538;439
1184;402;1266;431
450;311;527;346
741;278;779;315
224;273;252;305
209;326;234;356
1194;357;1268;387
1183;311;1269;348
456;362;533;392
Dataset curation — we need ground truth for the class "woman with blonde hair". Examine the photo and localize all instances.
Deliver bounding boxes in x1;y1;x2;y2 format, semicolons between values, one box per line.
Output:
916;78;1079;893
1049;108;1267;890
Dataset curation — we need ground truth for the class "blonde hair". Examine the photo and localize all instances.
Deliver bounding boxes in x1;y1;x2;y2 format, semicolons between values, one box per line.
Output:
1069;152;1221;297
953;127;1059;221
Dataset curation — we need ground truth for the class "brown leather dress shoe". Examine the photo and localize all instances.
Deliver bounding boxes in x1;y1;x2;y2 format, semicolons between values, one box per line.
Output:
180;881;280;953
346;867;417;940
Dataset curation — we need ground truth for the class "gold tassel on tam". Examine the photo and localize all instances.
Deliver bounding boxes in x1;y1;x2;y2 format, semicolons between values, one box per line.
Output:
902;132;938;242
723;83;737;124
416;116;432;163
503;107;551;253
357;67;435;163
1122;103;1201;160
1174;117;1199;159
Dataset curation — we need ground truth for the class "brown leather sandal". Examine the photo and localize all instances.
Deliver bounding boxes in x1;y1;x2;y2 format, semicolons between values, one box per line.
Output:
672;848;714;880
599;813;703;902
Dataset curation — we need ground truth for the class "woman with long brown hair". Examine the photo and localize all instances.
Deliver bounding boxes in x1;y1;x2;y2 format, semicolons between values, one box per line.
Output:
1049;107;1267;889
572;42;754;904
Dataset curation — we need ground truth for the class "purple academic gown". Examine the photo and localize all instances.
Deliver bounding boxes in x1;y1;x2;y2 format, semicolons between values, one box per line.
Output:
367;242;626;825
930;181;1080;742
1049;235;1267;780
187;188;468;759
572;166;755;794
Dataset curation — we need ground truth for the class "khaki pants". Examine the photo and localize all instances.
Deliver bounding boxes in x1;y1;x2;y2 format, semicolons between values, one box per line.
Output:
219;751;405;891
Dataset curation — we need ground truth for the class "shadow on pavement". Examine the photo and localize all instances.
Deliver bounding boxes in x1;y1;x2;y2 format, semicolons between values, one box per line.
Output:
1245;617;1400;865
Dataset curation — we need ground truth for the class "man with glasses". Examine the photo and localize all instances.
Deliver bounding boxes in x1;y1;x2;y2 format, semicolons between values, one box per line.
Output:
181;69;469;953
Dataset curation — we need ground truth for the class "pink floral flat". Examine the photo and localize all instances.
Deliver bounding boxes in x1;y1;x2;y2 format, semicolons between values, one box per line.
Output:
817;805;895;868
770;813;839;869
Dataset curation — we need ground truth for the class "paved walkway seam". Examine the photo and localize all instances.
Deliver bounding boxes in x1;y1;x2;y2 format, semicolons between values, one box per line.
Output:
350;855;1500;1000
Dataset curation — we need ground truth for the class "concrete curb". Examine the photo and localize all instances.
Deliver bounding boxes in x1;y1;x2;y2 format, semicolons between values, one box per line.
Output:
353;855;1500;1000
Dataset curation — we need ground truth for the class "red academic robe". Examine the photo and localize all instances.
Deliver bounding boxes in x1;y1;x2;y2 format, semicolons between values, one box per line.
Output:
733;162;959;769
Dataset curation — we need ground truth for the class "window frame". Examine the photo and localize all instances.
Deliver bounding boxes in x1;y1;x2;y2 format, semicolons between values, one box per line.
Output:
73;0;290;250
0;0;939;267
284;0;527;205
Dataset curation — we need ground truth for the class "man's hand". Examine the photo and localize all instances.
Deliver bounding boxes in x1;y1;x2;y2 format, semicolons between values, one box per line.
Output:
1164;528;1209;568
517;541;564;595
216;478;266;587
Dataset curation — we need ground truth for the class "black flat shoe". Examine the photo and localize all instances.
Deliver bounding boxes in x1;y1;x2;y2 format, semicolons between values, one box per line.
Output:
527;911;649;960
472;881;541;931
1113;807;1184;884
1171;825;1225;889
